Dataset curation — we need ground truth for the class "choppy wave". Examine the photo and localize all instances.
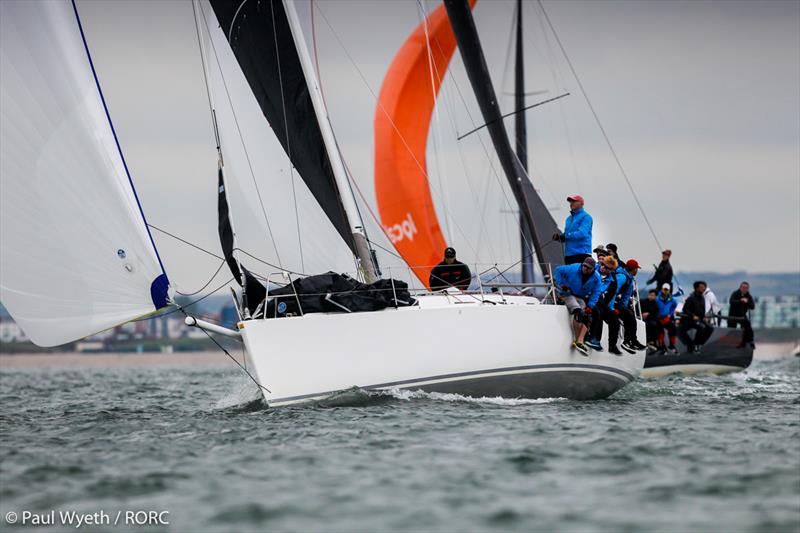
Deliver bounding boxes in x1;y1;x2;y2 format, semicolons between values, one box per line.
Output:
0;355;797;532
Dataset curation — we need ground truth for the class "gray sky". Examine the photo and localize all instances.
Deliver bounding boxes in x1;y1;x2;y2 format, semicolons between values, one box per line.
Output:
75;0;799;294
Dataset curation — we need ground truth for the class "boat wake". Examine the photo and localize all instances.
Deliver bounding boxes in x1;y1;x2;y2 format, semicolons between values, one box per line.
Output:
312;387;568;407
383;388;567;406
215;379;265;411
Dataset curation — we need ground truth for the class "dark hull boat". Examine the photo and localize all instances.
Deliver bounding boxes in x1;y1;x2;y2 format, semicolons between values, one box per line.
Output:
641;327;754;378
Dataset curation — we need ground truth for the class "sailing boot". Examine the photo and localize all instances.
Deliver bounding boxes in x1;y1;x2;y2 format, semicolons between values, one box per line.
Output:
572;341;590;356
620;340;637;354
608;345;623;356
584;337;603;351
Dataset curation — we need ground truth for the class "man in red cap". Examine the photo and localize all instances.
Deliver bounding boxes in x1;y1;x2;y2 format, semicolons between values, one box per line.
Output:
553;195;593;265
617;259;647;352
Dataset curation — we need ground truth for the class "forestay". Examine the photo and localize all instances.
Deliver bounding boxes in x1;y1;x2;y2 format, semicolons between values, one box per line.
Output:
0;0;168;346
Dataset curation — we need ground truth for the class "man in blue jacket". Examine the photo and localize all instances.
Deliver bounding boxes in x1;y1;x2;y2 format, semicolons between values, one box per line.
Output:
655;283;678;354
553;195;593;264
617;259;647;353
585;256;627;355
554;257;602;356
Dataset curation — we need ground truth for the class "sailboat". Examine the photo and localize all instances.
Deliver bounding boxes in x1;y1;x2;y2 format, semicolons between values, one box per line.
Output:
0;0;644;407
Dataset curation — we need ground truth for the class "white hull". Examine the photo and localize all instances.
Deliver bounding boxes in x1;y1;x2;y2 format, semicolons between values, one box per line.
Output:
239;294;646;407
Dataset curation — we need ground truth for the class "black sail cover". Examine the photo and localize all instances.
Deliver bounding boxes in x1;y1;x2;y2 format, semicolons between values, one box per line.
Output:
444;0;564;273
209;0;355;253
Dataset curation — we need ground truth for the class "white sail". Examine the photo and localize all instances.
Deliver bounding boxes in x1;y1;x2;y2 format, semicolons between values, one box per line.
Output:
198;1;357;277
0;0;169;347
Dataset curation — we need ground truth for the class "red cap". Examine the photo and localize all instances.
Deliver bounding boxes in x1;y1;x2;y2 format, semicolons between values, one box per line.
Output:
626;259;641;270
567;195;584;203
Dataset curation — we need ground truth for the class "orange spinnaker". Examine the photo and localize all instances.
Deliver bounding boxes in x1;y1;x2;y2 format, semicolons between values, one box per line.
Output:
374;0;476;288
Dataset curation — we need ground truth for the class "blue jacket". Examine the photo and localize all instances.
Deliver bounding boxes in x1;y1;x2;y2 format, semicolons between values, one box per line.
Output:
656;293;677;318
563;208;593;256
617;267;635;308
554;263;602;309
597;268;627;310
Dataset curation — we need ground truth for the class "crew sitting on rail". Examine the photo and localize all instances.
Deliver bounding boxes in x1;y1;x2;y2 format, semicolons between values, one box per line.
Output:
429;247;472;291
678;281;714;354
585;256;627;355
656;282;678;354
640;289;660;349
616;259;646;353
552;194;593;265
554;257;601;356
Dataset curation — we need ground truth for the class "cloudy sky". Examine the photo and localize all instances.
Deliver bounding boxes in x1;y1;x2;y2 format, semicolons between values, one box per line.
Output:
74;0;799;293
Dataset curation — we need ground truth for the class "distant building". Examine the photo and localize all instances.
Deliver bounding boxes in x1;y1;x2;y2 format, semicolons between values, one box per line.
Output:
0;318;28;343
749;295;800;328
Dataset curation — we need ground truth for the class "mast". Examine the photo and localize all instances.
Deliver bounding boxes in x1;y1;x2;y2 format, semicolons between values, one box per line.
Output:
443;0;563;276
283;0;378;283
514;0;535;284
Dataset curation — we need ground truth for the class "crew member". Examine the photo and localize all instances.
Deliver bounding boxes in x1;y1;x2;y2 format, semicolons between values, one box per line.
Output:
703;284;722;323
617;259;646;352
554;257;602;356
728;282;756;348
606;243;624;265
656;283;678;354
553;195;593;265
640;289;661;348
585;256;625;355
593;246;608;262
647;249;674;292
678;281;714;353
429;247;471;291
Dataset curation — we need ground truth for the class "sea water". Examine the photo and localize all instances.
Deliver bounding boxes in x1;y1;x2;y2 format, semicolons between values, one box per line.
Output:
0;355;798;532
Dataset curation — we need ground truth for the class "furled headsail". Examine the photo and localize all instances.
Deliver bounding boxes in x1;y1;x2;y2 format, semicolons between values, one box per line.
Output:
373;2;474;287
444;0;564;273
0;0;170;347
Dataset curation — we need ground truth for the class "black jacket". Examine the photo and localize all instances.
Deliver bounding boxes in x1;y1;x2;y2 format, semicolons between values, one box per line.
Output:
728;290;755;318
647;259;673;287
429;260;472;291
682;292;706;321
640;298;659;322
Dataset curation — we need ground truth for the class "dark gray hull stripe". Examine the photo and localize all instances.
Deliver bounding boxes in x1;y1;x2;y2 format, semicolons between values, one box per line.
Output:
268;363;636;404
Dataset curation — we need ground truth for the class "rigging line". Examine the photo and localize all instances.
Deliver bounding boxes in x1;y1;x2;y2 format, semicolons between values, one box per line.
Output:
133;277;235;321
148;223;223;260
176;307;271;394
269;0;305;274
537;0;664;253
456;93;570;141
312;4;481;260
366;237;404;261
428;37;536;260
418;0;453;244
191;0;221;154
422;12;498;262
531;2;583;193
147;223;301;278
175;258;228;296
197;1;284;267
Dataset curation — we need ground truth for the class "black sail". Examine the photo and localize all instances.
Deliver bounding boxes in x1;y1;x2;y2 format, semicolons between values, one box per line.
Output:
444;0;564;273
218;166;265;315
209;0;355;253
